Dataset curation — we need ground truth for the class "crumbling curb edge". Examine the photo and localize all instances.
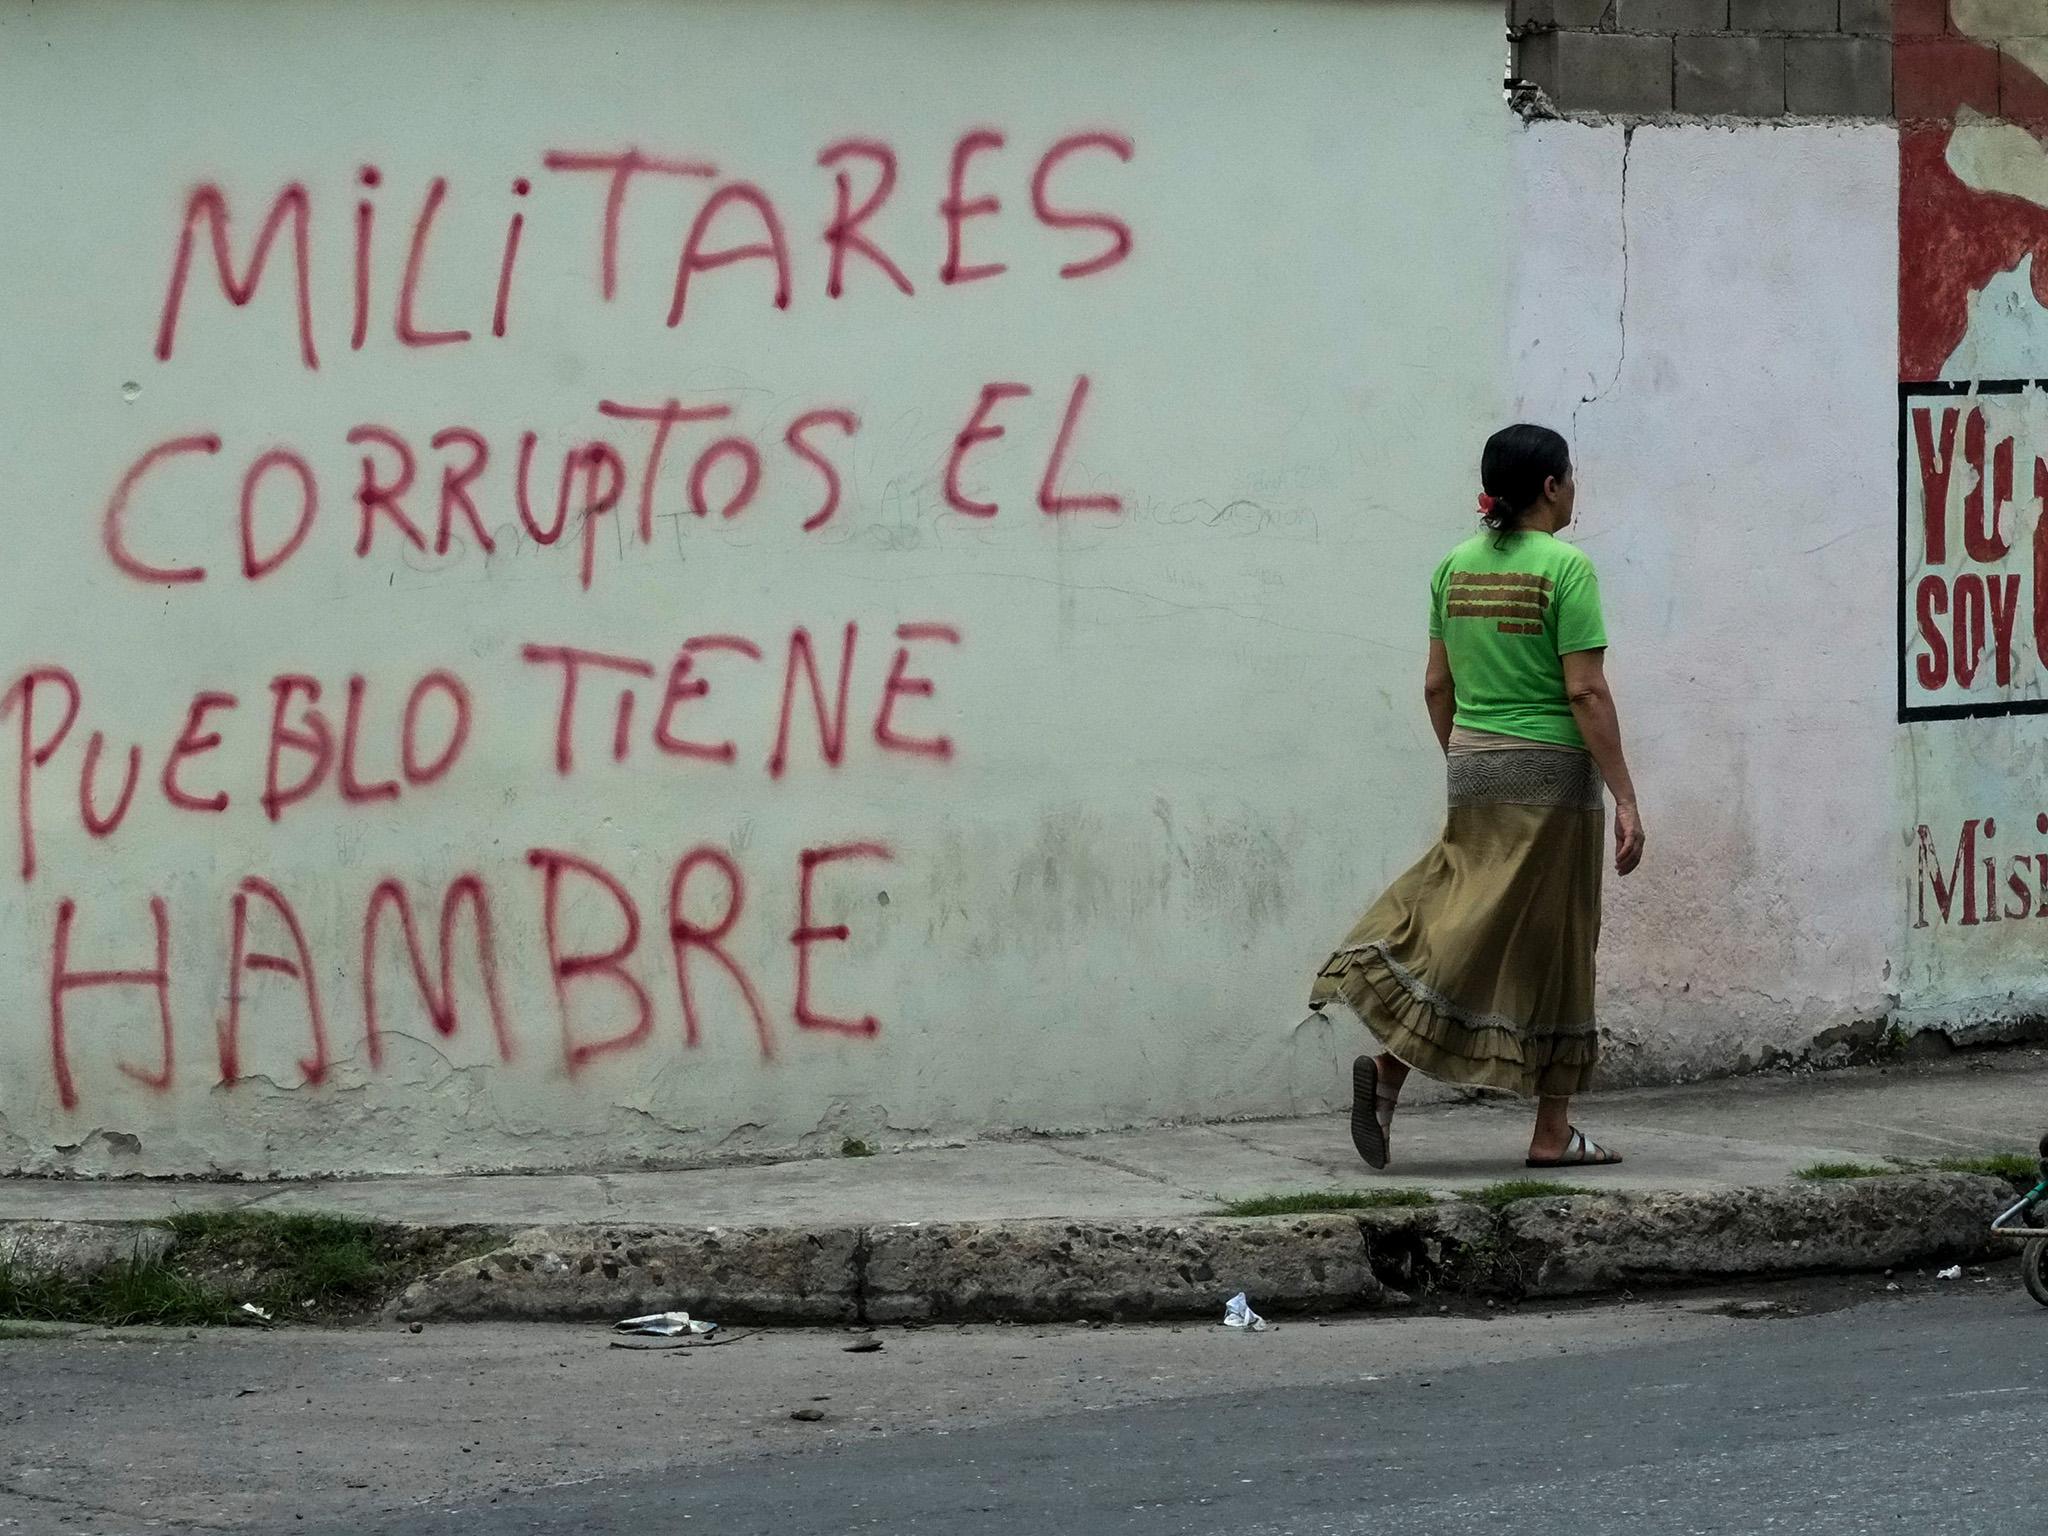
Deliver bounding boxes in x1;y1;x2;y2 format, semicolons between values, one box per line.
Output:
0;1173;2013;1327
378;1171;2015;1325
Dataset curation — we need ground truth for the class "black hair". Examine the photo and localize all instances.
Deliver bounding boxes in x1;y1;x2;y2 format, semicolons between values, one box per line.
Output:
1479;423;1571;537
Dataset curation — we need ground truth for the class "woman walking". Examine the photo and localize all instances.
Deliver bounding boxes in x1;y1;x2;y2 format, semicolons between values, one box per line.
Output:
1310;425;1645;1171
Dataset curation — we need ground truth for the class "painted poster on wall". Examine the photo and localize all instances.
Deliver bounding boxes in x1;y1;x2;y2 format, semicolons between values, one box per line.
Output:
1898;6;2048;722
1898;9;2048;983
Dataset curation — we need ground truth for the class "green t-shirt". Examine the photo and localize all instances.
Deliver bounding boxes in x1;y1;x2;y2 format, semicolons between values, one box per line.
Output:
1428;529;1607;748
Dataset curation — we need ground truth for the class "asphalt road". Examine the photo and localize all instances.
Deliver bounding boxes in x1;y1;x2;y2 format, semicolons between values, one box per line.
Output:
4;1280;2042;1534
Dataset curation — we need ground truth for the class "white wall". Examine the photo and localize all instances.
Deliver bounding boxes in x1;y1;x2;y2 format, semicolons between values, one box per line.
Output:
1516;107;2048;1067
0;0;1510;1174
1511;120;1903;1080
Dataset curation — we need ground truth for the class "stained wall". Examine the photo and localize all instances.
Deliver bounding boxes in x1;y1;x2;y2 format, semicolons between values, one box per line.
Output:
0;0;1511;1173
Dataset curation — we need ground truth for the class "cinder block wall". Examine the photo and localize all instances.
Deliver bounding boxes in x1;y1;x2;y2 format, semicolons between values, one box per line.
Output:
1513;0;2047;119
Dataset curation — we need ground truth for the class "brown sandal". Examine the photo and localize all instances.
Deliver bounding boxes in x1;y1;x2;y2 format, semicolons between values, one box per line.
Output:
1350;1056;1399;1170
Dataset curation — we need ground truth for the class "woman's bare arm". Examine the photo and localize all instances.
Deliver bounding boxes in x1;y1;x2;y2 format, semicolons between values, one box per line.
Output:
1424;639;1456;755
1562;648;1645;875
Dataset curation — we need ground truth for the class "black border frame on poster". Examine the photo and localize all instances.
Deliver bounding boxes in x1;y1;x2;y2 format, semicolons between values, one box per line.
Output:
1897;377;2048;723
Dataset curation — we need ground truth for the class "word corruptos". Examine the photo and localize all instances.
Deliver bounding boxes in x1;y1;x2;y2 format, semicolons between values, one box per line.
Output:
103;376;1119;592
152;131;1136;370
44;838;893;1111
2;620;959;882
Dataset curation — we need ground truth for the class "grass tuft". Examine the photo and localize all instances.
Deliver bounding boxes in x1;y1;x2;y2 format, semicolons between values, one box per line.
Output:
165;1210;392;1313
1216;1189;1436;1218
1795;1161;1897;1182
2;1211;502;1329
0;1257;230;1328
1462;1179;1593;1210
1931;1153;2039;1181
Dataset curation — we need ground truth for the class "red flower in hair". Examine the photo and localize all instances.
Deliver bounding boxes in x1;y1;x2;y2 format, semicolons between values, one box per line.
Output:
1476;493;1497;517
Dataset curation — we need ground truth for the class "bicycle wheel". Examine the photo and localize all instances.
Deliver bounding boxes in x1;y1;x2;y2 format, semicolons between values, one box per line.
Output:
2023;1237;2048;1307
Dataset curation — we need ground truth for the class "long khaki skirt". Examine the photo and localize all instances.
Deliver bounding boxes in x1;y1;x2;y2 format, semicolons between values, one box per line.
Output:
1310;747;1605;1100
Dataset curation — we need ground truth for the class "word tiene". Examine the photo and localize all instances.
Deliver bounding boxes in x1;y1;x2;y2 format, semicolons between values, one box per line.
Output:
153;132;1136;370
44;840;892;1110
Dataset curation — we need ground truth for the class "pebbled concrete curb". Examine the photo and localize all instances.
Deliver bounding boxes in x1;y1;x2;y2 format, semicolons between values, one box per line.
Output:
1;1219;176;1277
386;1173;2016;1325
390;1225;865;1325
1;1174;2015;1325
1497;1172;2011;1299
861;1215;1399;1323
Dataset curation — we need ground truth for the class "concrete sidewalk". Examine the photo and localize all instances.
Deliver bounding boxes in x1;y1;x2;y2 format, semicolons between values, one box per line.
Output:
2;1053;2044;1230
3;1055;2040;1324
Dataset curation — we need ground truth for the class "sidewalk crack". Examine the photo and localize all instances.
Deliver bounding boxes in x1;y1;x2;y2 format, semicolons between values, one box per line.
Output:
851;1226;872;1325
224;1186;300;1211
0;1478;231;1533
1034;1139;1210;1200
1204;1124;1363;1179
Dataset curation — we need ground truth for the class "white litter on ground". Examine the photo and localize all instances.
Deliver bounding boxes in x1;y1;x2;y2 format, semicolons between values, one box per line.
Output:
1223;1293;1268;1332
613;1311;718;1336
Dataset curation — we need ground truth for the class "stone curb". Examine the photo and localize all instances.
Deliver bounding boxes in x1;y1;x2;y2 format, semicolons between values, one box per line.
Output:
1;1219;175;1277
0;1174;2015;1325
387;1172;2014;1324
1497;1172;2011;1298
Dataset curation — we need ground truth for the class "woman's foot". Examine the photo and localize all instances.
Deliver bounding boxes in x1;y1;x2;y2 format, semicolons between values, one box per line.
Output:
1350;1056;1401;1170
1526;1126;1622;1168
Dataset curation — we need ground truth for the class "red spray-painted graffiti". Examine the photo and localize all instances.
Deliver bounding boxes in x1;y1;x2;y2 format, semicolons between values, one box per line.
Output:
98;375;1118;591
154;132;1136;369
20;122;1136;1117
6;621;957;875
44;843;891;1110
